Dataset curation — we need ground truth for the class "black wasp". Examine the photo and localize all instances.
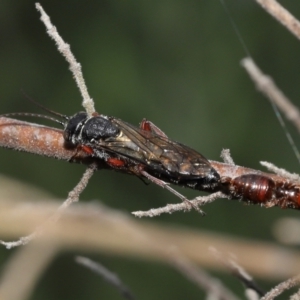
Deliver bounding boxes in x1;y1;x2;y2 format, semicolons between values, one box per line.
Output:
3;104;220;212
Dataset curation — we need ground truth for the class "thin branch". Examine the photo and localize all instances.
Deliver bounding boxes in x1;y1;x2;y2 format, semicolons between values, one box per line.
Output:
210;248;264;298
241;57;300;133
254;0;300;41
1;200;300;279
261;274;300;300
220;149;235;165
56;164;96;212
290;289;300;300
0;165;96;248
132;192;226;218
76;256;135;300
260;161;300;183
0;117;106;167
35;3;95;115
169;250;240;300
2;116;300;217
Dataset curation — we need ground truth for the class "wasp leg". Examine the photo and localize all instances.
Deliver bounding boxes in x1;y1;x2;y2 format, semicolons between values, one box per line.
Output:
140;119;168;138
139;168;205;215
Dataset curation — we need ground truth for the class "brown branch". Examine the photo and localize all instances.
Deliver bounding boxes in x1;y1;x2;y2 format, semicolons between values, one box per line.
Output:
1;116;292;183
0;117;103;167
210;160;299;184
254;0;300;41
2;116;300;218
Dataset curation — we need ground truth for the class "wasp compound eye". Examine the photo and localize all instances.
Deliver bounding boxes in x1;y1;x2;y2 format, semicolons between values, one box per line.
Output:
63;112;88;146
81;116;120;141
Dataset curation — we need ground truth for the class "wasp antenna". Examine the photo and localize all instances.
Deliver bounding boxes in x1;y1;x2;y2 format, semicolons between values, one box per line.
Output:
20;89;69;120
1;112;65;126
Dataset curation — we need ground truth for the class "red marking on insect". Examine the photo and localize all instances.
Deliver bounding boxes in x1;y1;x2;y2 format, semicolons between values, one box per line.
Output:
221;174;300;209
107;157;126;168
81;145;94;155
140;120;152;132
140;119;168;137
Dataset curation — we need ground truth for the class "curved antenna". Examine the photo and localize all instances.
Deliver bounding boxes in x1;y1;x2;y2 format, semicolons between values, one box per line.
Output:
21;89;69;120
1;112;65;126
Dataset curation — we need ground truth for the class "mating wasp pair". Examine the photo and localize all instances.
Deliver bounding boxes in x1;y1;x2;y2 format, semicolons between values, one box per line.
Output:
3;101;300;212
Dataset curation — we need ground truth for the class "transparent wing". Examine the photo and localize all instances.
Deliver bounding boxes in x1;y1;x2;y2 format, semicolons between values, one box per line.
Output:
95;118;213;179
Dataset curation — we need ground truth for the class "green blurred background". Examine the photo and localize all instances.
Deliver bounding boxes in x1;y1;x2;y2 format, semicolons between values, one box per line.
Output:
1;0;300;299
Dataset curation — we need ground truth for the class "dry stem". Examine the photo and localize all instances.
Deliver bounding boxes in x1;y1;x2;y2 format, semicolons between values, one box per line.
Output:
241;57;300;133
0;165;96;248
35;3;95;115
261;274;300;300
76;256;135;300
254;0;300;41
170;250;240;300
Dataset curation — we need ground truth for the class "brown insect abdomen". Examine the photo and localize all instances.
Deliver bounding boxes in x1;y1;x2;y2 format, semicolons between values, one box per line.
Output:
228;174;275;204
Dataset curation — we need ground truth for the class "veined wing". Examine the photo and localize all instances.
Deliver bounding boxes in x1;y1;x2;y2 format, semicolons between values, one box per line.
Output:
96;118;213;179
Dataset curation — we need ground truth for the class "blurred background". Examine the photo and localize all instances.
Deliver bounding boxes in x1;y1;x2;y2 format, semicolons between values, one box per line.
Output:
0;0;300;299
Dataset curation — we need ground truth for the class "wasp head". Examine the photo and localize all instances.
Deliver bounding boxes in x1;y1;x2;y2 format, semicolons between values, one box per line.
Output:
64;112;120;147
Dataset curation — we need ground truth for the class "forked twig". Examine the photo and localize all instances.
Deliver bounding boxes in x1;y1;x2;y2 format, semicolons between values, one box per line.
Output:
0;2;100;247
0;165;96;248
169;249;240;300
210;248;264;299
132;192;225;218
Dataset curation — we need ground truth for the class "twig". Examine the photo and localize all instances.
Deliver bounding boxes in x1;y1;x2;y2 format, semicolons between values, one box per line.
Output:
76;256;135;300
132;192;225;218
0;117;76;160
254;0;300;41
241;57;300;133
2;116;300;217
0;117;107;167
261;274;300;300
260;161;300;183
170;250;240;300
210;248;264;298
0;165;96;248
0;200;300;279
35;3;95;115
56;164;96;211
220;149;235;165
290;289;300;300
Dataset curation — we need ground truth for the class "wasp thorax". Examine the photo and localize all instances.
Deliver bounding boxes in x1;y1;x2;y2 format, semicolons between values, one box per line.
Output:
81;116;119;141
